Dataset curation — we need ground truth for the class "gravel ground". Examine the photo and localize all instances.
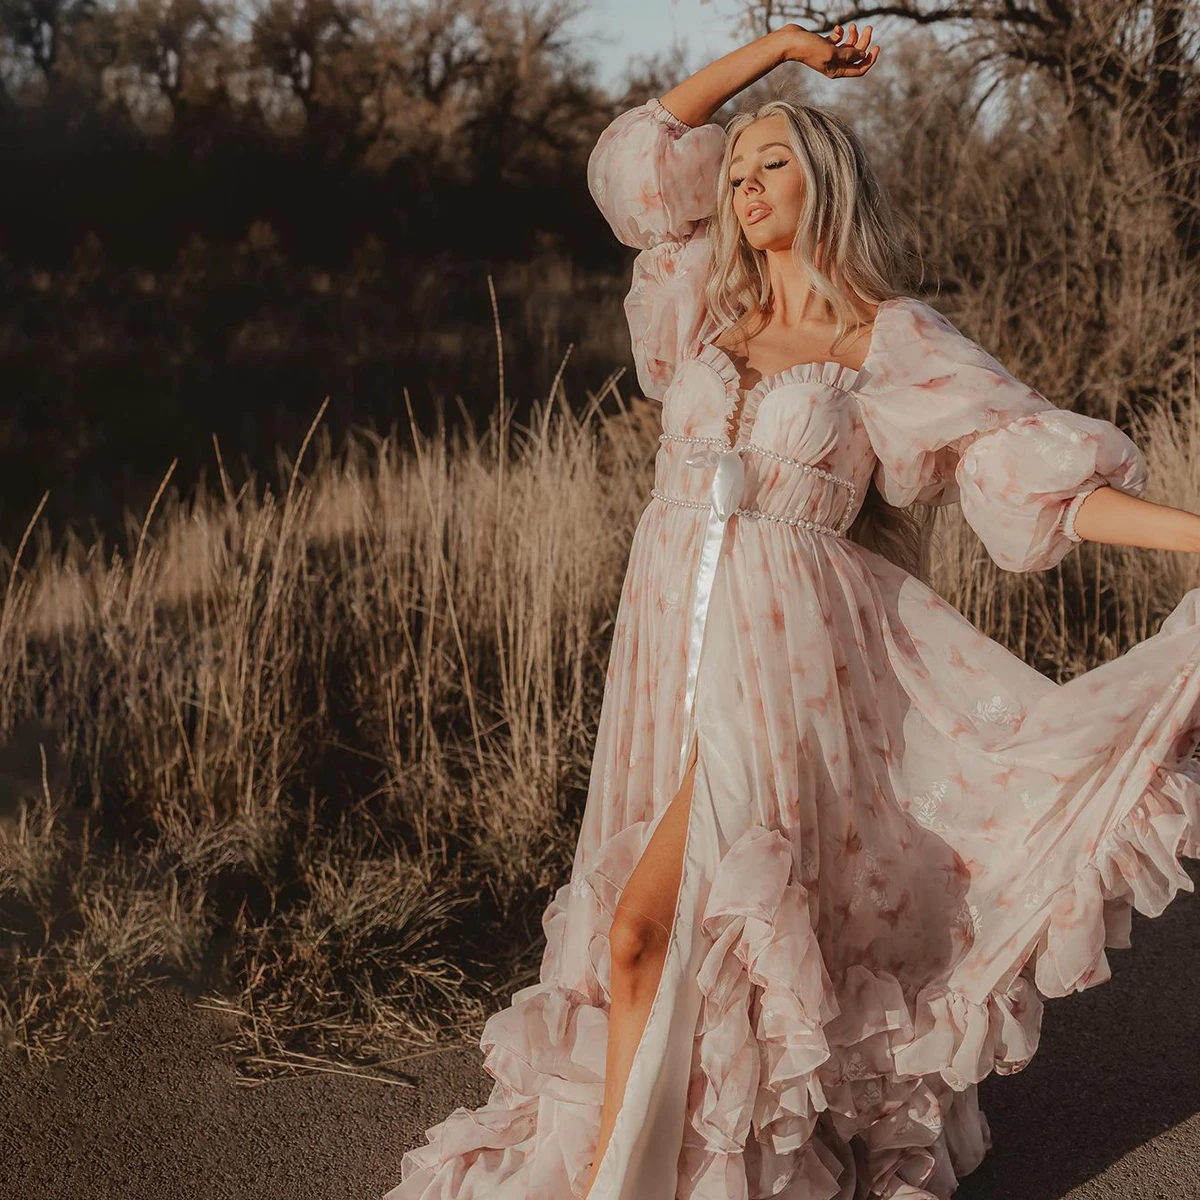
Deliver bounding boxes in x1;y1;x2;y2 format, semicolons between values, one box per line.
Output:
2;860;1197;1200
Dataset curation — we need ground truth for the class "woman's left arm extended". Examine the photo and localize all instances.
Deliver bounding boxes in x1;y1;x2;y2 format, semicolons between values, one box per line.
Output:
852;298;1200;572
1068;484;1200;554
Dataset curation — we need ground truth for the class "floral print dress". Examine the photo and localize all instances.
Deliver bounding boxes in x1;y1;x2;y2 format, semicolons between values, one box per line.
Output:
385;98;1200;1200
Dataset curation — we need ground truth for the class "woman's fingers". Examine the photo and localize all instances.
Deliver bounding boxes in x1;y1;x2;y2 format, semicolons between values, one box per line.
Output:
855;48;881;75
828;22;867;44
840;23;873;54
844;43;880;73
824;22;879;75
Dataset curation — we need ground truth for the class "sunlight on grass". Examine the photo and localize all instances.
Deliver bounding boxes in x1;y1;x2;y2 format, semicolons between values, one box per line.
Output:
0;319;1196;1084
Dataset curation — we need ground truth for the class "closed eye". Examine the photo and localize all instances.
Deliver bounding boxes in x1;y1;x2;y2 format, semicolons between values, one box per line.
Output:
731;159;788;188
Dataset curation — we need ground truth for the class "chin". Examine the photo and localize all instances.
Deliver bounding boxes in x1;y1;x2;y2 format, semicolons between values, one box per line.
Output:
746;231;788;252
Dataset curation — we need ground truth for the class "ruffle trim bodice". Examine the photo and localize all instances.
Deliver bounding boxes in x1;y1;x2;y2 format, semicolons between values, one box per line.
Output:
691;342;868;448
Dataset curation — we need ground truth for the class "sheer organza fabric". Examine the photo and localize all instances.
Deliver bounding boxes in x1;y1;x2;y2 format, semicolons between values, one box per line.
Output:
384;98;1200;1200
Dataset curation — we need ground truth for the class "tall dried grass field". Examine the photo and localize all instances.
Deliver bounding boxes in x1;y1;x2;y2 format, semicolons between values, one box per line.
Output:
1;40;1198;1080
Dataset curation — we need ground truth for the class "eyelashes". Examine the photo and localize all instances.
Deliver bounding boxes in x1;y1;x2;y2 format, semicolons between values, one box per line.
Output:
730;159;788;188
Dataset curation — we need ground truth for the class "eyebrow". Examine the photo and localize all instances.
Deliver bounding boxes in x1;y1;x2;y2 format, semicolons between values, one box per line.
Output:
730;141;791;165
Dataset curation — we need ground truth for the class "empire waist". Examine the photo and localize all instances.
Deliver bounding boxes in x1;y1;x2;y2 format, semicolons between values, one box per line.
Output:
653;434;860;538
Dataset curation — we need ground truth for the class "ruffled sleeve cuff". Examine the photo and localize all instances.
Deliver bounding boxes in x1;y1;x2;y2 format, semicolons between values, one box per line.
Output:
648;96;692;132
1062;481;1107;543
956;409;1147;572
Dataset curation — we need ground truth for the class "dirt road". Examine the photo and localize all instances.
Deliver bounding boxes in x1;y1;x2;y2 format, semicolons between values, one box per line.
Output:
3;862;1197;1200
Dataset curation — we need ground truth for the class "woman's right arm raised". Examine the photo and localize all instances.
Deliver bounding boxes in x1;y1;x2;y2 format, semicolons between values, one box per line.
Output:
587;23;879;253
659;21;878;129
585;23;878;400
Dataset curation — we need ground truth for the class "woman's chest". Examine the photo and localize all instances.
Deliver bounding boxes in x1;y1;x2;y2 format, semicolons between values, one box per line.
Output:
660;349;874;478
653;351;879;531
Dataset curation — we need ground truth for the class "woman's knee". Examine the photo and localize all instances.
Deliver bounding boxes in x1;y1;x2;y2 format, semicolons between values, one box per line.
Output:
607;758;696;999
608;905;669;999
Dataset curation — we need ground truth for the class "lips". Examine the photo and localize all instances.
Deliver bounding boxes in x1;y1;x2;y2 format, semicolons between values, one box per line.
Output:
745;204;772;225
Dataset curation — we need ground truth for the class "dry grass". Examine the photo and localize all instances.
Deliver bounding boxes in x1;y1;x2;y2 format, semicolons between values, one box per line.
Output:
0;333;671;1081
0;54;1197;1080
0;344;1196;1083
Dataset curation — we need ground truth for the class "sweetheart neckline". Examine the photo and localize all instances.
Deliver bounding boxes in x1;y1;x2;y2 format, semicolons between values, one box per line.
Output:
696;297;902;448
700;342;865;397
696;296;904;445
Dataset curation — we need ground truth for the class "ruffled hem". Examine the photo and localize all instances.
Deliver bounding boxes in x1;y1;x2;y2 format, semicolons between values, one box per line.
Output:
677;823;999;1198
388;739;1200;1200
1023;754;1200;998
385;880;606;1199
670;743;1200;1191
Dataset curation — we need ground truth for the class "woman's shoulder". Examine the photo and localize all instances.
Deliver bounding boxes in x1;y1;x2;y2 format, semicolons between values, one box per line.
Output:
882;294;976;336
869;295;976;361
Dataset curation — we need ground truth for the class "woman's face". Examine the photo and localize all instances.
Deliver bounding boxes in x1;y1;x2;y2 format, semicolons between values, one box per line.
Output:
728;114;805;252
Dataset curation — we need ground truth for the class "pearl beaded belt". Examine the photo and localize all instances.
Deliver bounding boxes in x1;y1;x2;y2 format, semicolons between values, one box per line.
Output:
652;432;857;538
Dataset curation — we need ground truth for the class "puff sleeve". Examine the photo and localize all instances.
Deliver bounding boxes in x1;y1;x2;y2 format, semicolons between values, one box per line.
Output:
586;97;726;401
854;298;1148;573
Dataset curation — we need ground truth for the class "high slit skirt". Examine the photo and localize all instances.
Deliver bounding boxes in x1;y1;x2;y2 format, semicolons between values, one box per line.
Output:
386;505;1200;1200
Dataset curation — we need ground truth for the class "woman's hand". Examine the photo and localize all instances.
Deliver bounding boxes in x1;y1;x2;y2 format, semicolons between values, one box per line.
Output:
777;21;879;78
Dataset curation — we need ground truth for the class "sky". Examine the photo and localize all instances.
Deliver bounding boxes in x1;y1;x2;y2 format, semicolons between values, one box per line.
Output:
569;0;751;94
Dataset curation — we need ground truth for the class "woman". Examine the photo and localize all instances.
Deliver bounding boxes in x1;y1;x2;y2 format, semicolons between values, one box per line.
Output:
387;22;1200;1200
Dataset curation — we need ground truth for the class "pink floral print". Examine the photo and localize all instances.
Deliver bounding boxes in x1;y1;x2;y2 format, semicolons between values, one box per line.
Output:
384;97;1200;1200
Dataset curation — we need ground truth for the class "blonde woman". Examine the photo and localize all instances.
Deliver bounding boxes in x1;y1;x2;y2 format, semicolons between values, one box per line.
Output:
388;22;1200;1200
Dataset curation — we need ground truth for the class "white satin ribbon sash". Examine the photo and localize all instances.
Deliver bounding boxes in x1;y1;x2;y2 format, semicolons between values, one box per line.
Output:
677;447;745;780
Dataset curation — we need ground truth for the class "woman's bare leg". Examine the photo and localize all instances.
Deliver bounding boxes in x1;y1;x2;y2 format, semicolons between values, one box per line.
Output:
579;744;698;1199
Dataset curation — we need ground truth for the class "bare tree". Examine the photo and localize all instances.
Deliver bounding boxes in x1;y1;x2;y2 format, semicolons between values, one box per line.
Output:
359;0;595;172
741;1;1199;248
113;0;228;122
392;0;487;106
0;0;116;98
463;0;592;173
248;0;365;139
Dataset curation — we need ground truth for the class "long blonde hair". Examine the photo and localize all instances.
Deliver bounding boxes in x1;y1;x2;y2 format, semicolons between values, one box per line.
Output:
702;96;938;584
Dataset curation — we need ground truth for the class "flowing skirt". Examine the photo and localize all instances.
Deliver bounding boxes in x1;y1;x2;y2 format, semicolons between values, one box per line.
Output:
387;512;1200;1200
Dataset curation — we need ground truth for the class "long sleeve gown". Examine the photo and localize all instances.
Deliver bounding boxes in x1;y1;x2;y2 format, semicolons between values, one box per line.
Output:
384;97;1200;1200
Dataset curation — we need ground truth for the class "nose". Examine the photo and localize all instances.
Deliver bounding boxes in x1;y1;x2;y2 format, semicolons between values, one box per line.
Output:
741;177;767;209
